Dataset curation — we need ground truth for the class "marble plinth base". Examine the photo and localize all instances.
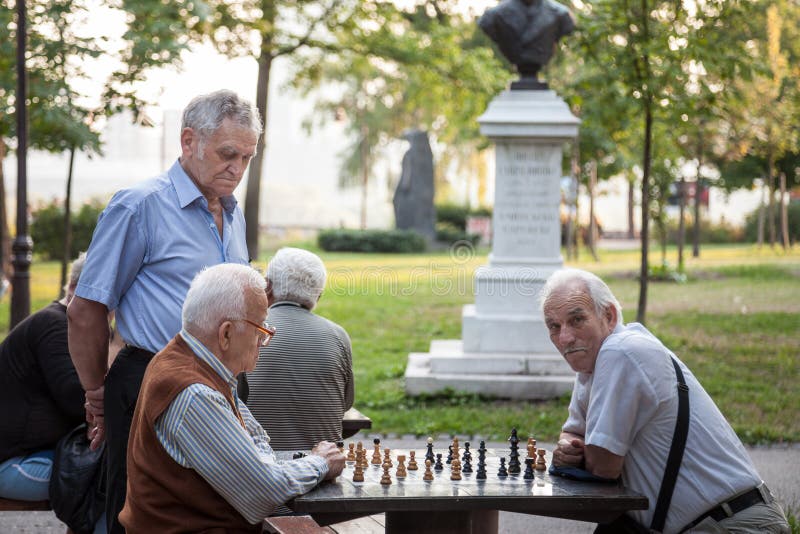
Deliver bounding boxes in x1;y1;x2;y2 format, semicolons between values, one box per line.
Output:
404;340;573;400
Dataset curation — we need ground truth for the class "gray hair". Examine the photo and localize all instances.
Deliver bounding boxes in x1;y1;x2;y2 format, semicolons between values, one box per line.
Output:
182;263;267;335
65;252;87;292
266;247;327;310
539;268;623;324
182;90;262;153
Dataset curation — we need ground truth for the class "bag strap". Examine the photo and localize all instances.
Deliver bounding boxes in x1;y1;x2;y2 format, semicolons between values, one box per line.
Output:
649;357;690;532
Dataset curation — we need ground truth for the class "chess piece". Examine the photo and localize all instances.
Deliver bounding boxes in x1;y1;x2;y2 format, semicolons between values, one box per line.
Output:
347;443;356;462
396;455;407;478
476;445;487;480
508;428;521;475
423;460;434;481
434;453;444;471
524;458;535;480
535;448;547;471
384;448;393;468
450;457;462;481
462;441;471;463
425;437;435;464
372;438;382;464
353;460;365;482
497;457;508;477
337;441;345;454
462;442;473;474
408;450;419;470
446;445;453;464
380;464;392;485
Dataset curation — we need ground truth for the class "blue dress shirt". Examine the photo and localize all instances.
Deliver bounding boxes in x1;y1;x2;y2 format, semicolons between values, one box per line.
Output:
154;330;328;524
75;160;249;353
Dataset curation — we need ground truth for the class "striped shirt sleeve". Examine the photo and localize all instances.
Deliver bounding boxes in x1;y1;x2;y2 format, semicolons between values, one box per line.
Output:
155;383;328;524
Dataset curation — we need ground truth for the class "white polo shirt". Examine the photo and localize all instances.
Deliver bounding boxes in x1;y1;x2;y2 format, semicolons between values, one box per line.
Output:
563;322;762;533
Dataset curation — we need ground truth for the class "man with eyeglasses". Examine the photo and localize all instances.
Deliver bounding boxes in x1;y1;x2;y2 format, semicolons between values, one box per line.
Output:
120;263;345;532
67;90;258;533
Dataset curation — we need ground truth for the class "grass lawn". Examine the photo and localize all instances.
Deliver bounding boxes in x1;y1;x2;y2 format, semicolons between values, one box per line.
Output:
4;243;798;444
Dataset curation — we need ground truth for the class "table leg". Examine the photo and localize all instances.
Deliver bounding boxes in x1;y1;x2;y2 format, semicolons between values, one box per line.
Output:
385;509;498;534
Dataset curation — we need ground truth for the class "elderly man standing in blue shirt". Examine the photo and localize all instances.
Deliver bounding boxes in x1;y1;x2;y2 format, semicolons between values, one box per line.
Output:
68;89;260;534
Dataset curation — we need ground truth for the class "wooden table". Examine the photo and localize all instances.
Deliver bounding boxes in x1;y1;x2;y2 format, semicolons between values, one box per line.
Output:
288;447;647;534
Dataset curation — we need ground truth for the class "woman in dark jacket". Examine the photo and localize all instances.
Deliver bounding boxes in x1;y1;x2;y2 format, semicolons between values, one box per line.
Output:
0;254;87;501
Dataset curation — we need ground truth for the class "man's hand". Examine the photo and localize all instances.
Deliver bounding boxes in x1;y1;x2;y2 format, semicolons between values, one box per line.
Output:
84;385;106;450
310;441;345;480
552;432;585;467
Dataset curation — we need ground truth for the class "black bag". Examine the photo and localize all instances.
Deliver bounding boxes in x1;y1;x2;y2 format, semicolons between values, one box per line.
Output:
48;423;106;534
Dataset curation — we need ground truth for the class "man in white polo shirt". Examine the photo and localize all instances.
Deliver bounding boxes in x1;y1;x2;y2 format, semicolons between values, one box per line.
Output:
542;268;789;534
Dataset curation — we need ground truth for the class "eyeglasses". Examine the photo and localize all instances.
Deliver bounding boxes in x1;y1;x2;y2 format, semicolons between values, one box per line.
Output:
234;318;276;346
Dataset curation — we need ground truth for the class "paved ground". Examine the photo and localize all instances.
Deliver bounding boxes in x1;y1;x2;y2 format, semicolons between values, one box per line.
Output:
2;435;797;533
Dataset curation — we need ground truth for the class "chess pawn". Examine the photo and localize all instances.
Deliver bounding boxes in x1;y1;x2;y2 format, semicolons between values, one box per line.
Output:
383;448;393;468
434;453;444;471
423;460;434;481
347;443;356;462
523;458;535;480
372;438;382;465
352;461;364;482
396;455;407;478
535;448;547;471
408;450;418;471
497;457;508;477
337;441;345;454
380;464;392;485
450;457;462;481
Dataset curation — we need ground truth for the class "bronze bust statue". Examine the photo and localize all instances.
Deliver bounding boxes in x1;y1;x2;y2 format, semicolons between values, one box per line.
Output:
479;0;575;90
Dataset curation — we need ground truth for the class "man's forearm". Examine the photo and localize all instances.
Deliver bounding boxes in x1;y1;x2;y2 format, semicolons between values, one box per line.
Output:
67;296;110;390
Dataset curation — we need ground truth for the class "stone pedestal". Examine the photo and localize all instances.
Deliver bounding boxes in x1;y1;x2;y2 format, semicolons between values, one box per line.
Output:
405;90;579;399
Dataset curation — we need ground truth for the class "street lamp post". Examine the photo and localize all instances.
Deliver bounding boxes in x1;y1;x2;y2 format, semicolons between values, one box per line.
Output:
11;0;33;328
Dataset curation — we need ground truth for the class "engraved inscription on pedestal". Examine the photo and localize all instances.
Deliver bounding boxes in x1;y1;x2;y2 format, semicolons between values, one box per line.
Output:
492;143;562;262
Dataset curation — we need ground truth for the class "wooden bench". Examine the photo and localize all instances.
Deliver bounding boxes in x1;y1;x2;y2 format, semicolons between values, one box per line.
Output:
0;497;52;511
341;407;371;439
263;515;334;533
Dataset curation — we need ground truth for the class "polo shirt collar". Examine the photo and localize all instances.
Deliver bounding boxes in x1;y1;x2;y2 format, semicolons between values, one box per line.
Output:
180;329;237;388
168;159;239;213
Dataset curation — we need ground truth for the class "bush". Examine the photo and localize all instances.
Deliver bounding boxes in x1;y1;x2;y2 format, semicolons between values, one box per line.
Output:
743;201;800;244
30;200;104;260
435;204;471;231
318;229;427;253
435;222;480;246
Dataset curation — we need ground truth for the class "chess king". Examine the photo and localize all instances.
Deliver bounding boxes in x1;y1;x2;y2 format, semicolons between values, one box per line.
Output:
543;268;790;534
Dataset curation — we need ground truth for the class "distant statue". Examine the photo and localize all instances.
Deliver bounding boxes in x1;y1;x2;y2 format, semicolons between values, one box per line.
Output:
393;130;436;241
479;0;575;90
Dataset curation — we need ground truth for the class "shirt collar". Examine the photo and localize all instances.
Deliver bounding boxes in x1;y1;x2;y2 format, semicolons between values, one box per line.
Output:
269;300;302;309
168;159;239;213
180;329;237;389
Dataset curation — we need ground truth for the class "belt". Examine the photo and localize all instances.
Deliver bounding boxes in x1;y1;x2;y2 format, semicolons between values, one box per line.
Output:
681;486;767;531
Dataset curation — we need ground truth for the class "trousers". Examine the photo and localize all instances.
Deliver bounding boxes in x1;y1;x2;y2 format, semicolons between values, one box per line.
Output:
103;345;154;534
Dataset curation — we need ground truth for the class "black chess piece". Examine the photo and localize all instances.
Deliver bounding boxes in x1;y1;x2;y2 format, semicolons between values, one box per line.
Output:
476;447;487;480
425;438;435;464
508;428;521;475
462;442;471;462
462;455;473;474
446;445;453;464
523;458;535;480
434;453;444;471
497;457;508;477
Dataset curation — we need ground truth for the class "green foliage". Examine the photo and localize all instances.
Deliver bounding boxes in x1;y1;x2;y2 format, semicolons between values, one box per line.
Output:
744;202;800;243
318;229;426;253
434;223;479;247
646;261;687;283
435;204;493;231
30;200;103;260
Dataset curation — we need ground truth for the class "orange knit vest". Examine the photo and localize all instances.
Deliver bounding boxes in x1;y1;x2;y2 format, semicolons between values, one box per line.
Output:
119;335;261;533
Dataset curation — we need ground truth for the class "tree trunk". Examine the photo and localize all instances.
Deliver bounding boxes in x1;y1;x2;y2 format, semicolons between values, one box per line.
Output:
636;102;653;325
0;139;11;280
566;144;579;260
677;177;686;272
588;160;599;261
767;153;776;247
780;172;789;249
757;179;766;248
627;175;635;239
359;124;369;230
692;135;703;258
59;146;76;299
244;48;274;261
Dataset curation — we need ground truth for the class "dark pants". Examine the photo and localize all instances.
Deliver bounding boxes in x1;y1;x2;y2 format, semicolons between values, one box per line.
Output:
104;345;154;534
